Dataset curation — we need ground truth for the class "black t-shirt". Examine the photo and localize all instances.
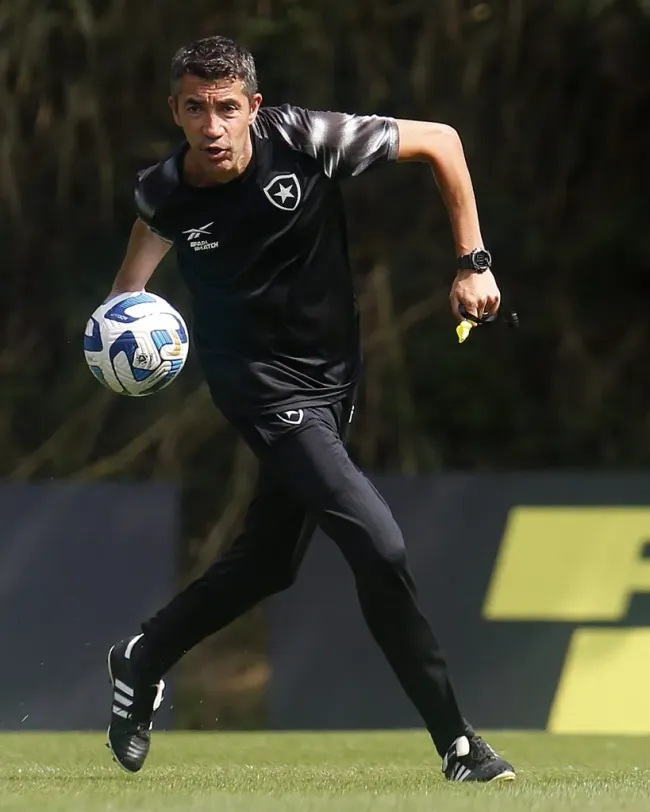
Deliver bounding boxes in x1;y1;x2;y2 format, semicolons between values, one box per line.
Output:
134;104;399;416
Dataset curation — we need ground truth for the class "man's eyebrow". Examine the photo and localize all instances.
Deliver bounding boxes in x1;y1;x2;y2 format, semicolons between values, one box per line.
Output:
184;96;241;106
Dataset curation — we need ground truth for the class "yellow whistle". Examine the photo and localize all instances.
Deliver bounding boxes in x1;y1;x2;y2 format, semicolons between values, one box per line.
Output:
456;319;474;344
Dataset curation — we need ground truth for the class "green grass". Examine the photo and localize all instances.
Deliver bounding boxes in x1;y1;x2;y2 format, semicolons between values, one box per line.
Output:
1;731;650;811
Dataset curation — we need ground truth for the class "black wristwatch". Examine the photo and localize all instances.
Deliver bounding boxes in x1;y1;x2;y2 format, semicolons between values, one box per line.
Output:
457;248;492;273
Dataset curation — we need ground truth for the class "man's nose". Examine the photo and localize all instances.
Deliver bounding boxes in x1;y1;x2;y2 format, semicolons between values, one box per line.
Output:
203;113;225;139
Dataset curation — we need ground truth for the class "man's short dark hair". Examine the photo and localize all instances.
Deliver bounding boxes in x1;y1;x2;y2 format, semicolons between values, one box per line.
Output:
170;36;258;97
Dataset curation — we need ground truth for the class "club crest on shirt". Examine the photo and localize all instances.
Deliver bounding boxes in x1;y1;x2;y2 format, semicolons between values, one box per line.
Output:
263;173;302;212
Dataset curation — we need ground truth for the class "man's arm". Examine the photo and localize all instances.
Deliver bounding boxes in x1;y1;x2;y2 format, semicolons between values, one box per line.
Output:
395;119;500;322
109;218;171;297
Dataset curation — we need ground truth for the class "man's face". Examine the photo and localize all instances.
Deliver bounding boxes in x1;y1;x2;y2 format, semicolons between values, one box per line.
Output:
170;75;262;180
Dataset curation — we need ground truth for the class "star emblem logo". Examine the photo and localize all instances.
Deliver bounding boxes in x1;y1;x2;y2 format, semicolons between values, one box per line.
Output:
263;173;302;212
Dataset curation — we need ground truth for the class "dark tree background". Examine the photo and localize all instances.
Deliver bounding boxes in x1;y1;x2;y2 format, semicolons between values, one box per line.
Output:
2;0;648;727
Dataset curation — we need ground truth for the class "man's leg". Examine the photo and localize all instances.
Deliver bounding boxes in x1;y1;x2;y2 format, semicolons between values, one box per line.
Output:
135;466;315;682
241;403;514;781
107;464;314;772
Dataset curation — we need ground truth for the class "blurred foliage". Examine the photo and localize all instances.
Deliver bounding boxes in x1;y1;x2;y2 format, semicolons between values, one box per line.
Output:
1;0;649;727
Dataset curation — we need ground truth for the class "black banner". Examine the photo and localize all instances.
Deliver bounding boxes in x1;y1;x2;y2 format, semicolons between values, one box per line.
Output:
0;482;176;730
269;473;650;733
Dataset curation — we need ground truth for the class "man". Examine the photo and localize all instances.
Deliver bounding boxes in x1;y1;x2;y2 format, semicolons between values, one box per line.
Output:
105;35;514;783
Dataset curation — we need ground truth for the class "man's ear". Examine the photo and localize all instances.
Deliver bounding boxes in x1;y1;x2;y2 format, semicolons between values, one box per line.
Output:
249;93;263;124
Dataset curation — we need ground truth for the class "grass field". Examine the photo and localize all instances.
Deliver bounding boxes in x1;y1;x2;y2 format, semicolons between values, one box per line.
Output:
1;731;650;811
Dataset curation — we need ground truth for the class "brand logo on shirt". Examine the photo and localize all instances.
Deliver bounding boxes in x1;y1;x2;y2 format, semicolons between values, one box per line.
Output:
263;174;302;212
277;409;305;425
182;221;219;251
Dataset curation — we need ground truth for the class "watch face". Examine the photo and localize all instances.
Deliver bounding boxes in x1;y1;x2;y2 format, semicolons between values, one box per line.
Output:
473;250;491;270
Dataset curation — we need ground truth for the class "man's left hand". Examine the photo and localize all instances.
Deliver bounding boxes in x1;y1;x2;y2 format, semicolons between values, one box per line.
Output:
450;269;501;322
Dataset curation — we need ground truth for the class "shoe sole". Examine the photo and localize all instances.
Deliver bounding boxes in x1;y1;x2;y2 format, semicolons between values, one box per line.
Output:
446;768;517;783
490;770;516;782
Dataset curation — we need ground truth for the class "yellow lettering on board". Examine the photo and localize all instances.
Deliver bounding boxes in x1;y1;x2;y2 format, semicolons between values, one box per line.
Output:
549;628;650;733
483;508;650;621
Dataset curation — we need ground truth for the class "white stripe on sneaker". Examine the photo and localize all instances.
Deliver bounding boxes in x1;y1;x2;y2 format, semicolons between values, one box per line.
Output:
115;679;134;697
451;763;471;782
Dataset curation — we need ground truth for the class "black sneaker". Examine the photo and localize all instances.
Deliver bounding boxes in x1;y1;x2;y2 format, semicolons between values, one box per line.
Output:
442;734;515;782
106;634;165;773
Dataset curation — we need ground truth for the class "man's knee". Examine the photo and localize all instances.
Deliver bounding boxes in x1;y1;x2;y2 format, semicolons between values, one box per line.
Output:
342;512;409;576
258;562;297;596
367;536;409;575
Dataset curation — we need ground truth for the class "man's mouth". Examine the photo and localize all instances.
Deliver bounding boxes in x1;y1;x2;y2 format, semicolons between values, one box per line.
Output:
203;145;229;161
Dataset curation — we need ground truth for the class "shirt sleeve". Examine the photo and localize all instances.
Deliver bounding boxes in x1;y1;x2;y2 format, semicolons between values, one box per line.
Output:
134;165;174;243
258;104;399;180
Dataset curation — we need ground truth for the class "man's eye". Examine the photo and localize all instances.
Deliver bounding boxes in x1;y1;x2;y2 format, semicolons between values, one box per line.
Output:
187;104;200;114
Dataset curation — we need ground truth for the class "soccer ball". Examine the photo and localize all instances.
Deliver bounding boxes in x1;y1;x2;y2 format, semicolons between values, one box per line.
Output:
83;291;189;396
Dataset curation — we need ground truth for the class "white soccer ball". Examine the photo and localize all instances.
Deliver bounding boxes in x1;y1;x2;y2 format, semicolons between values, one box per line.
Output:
83;291;189;396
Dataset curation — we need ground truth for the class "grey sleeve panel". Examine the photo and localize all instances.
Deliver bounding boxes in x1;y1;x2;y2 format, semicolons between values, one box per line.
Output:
255;104;399;179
